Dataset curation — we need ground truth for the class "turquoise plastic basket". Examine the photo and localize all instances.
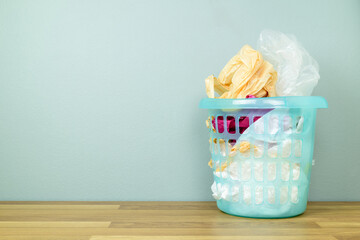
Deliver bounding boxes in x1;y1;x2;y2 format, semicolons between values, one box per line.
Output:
199;96;328;218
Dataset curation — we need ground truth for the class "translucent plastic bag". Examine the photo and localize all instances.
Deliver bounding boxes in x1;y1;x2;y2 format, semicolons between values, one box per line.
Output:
258;30;320;96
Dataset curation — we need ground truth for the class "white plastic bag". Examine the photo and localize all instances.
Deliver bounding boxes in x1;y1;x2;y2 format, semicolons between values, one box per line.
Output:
258;30;320;96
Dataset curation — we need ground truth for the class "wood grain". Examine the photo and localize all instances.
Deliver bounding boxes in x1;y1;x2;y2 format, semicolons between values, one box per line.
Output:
89;237;338;240
0;201;358;240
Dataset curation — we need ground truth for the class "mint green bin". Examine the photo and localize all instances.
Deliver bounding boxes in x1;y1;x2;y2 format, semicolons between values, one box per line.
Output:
199;96;328;218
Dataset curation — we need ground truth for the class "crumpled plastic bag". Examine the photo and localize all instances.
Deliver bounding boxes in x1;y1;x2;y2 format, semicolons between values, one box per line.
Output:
258;30;320;96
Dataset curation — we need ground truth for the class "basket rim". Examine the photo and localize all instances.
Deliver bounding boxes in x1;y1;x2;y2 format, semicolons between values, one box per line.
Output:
199;96;328;109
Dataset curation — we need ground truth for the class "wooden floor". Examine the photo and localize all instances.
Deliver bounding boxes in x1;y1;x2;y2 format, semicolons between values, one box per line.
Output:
0;202;359;240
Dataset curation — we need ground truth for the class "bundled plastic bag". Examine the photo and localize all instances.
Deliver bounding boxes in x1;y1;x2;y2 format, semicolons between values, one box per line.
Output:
258;30;320;96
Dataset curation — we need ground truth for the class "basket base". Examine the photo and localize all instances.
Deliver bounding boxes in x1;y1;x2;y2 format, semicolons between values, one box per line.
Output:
216;200;308;219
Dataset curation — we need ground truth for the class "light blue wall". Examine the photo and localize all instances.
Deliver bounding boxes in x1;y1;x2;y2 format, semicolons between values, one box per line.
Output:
0;0;359;201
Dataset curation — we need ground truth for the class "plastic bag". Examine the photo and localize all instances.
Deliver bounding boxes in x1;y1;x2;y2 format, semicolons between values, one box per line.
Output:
258;30;320;96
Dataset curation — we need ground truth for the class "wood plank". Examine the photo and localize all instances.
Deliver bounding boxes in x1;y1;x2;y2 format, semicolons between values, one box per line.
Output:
0;221;110;228
90;236;338;240
109;221;320;229
316;222;360;228
0;211;359;222
0;205;120;210
0;237;89;240
118;203;216;210
0;209;358;216
333;233;360;240
0;227;359;236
